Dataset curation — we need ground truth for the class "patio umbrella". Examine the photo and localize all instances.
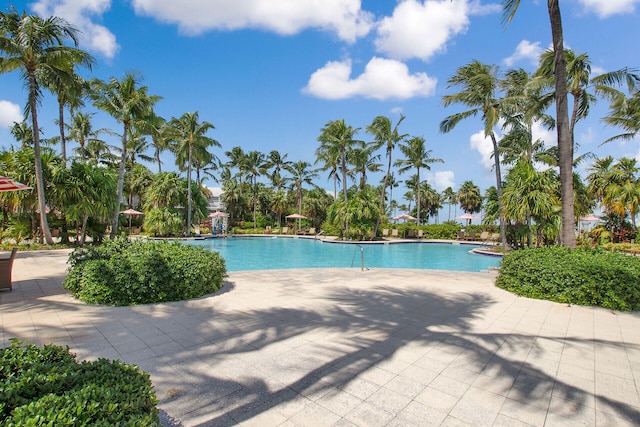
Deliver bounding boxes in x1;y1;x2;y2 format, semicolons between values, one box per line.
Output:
579;214;601;234
456;213;480;225
120;208;143;228
393;213;416;222
209;211;228;234
0;176;31;192
286;213;307;230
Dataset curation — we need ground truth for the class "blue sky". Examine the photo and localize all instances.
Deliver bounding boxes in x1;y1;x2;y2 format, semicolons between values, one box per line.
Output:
1;0;639;204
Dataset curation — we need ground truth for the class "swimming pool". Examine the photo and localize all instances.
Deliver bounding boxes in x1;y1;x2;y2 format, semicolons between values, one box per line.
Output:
185;237;501;272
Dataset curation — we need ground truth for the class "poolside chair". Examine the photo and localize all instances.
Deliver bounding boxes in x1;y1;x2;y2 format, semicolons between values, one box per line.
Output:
456;230;465;240
0;248;18;291
309;227;316;235
391;229;399;238
264;226;272;234
479;231;490;243
407;229;415;238
281;227;289;235
418;229;424;238
468;231;478;241
491;233;500;243
382;228;389;237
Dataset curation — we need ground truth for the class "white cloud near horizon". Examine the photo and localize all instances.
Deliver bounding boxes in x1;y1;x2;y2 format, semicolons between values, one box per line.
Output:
130;0;374;42
0;101;23;128
579;0;639;18
374;0;471;62
470;130;495;171
503;40;543;67
427;170;455;192
303;57;437;100
31;0;119;59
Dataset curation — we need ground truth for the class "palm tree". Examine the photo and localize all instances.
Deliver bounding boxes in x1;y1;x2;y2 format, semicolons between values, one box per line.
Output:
442;186;458;221
502;0;574;247
169;111;219;236
602;88;640;144
138;111;171;173
315;142;341;199
143;172;186;210
586;155;616;211
366;114;407;225
394;136;443;224
244;150;267;229
440;60;506;247
348;140;382;190
265;150;292;191
66;111;109;160
318;119;361;203
225;146;247;184
10;121;35;148
457;181;482;217
0;10;93;244
89;73;161;238
287;160;318;216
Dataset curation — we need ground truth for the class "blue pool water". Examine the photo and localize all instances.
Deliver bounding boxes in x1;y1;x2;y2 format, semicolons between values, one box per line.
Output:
185;237;501;272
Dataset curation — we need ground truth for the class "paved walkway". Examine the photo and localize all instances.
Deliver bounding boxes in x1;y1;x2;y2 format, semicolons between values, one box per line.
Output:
1;249;639;426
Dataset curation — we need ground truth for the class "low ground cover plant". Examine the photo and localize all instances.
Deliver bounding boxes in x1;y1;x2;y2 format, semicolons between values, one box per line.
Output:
496;246;640;311
0;340;159;425
64;238;226;306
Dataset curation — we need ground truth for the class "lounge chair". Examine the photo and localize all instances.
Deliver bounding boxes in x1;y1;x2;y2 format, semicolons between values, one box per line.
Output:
479;231;490;242
491;233;500;243
417;230;424;238
382;228;389;237
468;231;478;241
309;227;316;235
281;227;289;235
0;248;18;291
407;229;415;238
391;229;399;238
264;226;272;234
456;230;465;240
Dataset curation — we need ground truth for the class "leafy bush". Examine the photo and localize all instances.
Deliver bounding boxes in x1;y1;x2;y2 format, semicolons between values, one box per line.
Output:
64;238;226;306
0;340;159;425
421;223;464;239
496;247;640;311
143;207;184;237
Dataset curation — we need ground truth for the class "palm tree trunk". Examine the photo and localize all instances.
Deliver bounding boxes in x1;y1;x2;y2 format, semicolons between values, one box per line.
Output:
58;99;67;164
29;72;54;245
548;0;576;248
187;144;193;236
490;133;507;249
110;124;128;239
416;168;421;225
80;214;89;248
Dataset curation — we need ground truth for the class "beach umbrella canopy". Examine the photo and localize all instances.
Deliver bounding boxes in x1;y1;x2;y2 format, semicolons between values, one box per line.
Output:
208;211;228;218
580;214;601;222
456;213;479;220
0;176;31;192
285;213;307;219
120;208;143;215
393;213;416;221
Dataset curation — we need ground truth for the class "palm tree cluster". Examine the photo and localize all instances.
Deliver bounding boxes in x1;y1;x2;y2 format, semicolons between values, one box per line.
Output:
1;8;639;246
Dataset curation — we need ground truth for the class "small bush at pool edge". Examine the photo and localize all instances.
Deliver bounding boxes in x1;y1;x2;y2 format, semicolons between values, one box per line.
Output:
64;238;226;306
0;339;160;425
496;246;640;311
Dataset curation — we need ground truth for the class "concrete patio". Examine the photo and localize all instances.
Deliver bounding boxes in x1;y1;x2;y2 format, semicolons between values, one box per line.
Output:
1;249;639;426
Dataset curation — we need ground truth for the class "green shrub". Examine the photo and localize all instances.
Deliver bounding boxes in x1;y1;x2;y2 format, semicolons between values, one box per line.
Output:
496;247;640;311
0;340;159;425
64;238;226;306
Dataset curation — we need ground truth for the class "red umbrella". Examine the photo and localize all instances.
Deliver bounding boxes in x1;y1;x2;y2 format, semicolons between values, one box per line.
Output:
0;176;31;192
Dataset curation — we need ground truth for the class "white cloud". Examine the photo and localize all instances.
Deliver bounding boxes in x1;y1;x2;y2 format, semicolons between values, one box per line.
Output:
374;0;472;62
0;101;23;128
31;0;119;58
532;120;556;149
579;0;639;18
470;130;496;171
303;57;437;100
427;170;455;192
130;0;374;42
503;40;543;67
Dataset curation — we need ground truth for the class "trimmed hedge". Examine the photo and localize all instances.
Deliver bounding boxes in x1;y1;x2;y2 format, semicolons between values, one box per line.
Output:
0;340;159;425
64;238;226;306
496;247;640;311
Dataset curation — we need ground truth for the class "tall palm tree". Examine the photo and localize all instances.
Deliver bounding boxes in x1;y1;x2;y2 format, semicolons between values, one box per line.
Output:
442;186;458;221
225;146;247;184
10;121;34;148
169;111;219;236
265;150;292;191
394;136;443;225
348;140;382;190
0;10;93;244
457;181;482;218
440;60;507;247
90;73;160;238
66;111;109;160
314;142;341;200
318;119;361;203
287;160;318;216
366;115;407;224
502;0;574;247
602;88;640;144
138;111;171;173
244;150;267;229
